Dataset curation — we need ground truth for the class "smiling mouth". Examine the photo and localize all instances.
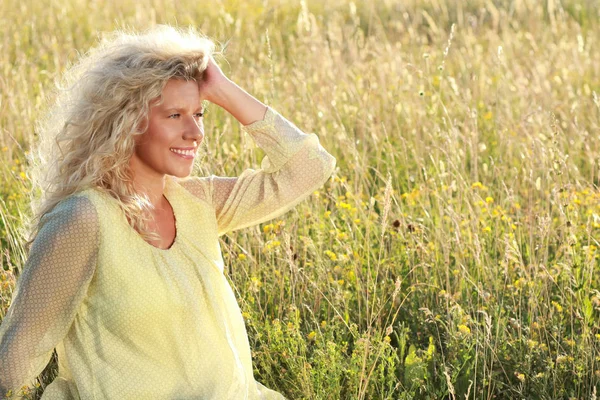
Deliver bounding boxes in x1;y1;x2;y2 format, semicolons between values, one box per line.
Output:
170;148;196;157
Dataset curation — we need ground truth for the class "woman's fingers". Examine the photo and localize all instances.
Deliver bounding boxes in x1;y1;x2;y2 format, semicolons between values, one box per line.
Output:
199;57;229;104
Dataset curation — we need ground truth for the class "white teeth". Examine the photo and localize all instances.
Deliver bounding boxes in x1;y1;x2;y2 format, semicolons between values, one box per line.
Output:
170;148;195;156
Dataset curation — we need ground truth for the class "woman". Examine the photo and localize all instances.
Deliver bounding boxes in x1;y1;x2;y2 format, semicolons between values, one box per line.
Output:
0;25;336;399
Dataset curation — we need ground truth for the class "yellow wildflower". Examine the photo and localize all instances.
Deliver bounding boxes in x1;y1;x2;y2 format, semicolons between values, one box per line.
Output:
471;182;488;191
552;301;563;313
347;271;356;282
324;250;337;261
336;202;351;210
336;231;348;240
250;276;262;288
515;372;525;382
458;324;471;335
514;278;524;289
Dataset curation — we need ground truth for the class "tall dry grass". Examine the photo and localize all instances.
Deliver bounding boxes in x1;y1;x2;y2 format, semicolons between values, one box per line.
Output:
1;0;600;398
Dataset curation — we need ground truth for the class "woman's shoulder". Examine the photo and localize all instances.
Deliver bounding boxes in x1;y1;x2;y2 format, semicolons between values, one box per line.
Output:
69;186;118;211
37;190;100;240
44;188;103;224
169;175;213;205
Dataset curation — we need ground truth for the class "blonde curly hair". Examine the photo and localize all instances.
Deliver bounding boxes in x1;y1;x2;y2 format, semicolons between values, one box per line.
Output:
29;25;215;243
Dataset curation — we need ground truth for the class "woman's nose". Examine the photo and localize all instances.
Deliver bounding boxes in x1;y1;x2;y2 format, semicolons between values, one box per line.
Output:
183;115;204;142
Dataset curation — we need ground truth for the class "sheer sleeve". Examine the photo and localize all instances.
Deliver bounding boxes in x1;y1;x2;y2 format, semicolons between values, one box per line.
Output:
179;107;336;237
0;195;99;399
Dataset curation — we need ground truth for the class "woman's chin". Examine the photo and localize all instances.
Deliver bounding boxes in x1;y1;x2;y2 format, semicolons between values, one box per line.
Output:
170;167;195;179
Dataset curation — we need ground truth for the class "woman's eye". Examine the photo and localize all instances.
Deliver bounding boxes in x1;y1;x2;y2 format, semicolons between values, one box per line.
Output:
195;112;204;118
169;113;180;119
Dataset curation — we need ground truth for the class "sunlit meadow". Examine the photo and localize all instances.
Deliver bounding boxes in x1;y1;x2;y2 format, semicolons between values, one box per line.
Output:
1;0;600;398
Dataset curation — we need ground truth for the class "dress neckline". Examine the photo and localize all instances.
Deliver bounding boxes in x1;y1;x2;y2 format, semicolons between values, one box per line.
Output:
94;178;181;253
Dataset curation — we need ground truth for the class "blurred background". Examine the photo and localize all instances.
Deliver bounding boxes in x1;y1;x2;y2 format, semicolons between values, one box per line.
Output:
1;0;599;398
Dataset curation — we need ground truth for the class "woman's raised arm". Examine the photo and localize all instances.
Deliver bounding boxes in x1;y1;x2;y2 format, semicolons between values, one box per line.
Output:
179;59;336;236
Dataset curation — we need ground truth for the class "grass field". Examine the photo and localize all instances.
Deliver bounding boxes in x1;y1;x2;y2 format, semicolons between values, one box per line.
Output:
1;0;600;398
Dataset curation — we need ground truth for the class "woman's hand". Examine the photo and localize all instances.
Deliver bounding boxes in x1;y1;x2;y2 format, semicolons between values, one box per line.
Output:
197;57;230;105
198;56;267;126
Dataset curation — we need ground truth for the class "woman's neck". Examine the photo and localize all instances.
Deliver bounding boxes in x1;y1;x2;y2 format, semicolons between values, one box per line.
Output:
132;174;167;209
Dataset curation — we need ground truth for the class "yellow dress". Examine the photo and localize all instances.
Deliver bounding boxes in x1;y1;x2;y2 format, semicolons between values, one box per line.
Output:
0;107;337;399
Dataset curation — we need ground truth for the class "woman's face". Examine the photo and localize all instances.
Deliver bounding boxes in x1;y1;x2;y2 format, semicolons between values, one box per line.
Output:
130;78;204;181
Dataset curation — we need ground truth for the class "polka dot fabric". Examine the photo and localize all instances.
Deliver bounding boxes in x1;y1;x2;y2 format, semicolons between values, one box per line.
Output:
0;107;337;399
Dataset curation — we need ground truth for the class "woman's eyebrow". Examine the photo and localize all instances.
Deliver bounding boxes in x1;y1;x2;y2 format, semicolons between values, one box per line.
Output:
163;106;204;113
